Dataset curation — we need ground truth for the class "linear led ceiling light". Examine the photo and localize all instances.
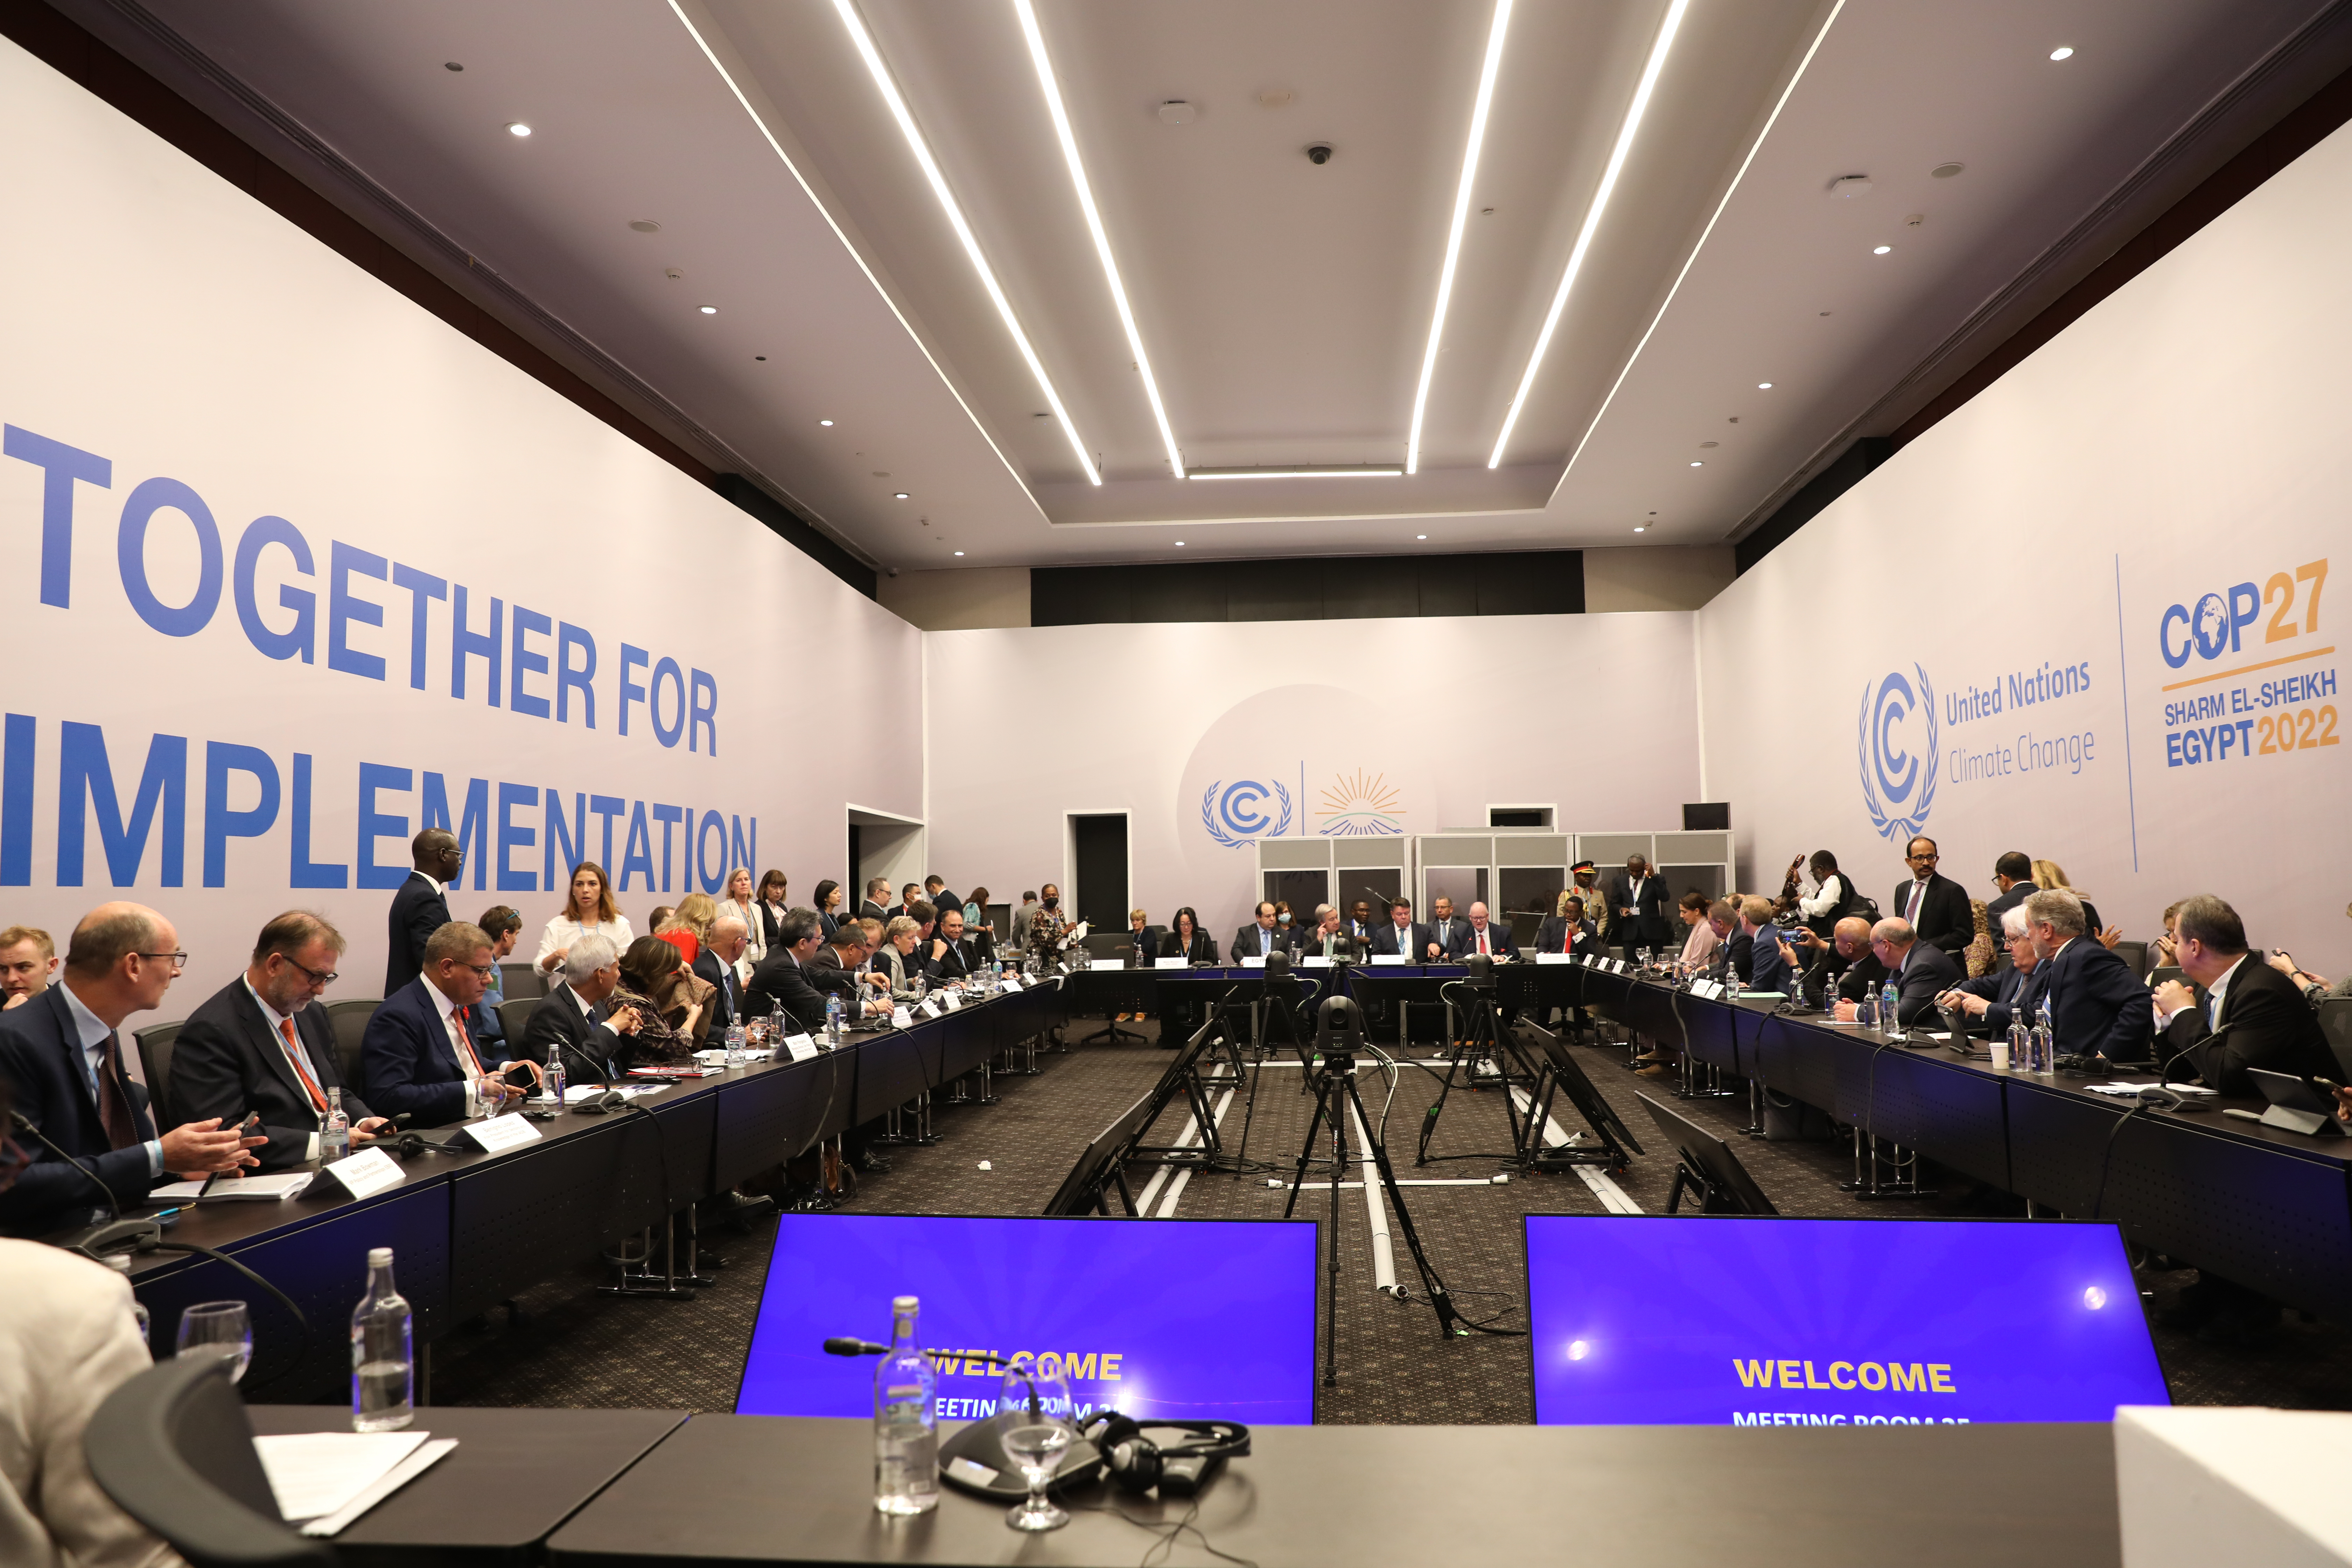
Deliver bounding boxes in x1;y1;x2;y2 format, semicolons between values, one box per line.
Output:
1488;0;1690;469
832;0;1102;483
1012;0;1185;481
1187;465;1405;480
1406;0;1513;476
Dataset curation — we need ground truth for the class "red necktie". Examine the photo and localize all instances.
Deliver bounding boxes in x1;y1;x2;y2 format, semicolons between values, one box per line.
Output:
278;1018;328;1113
449;1005;486;1079
1478;931;1489;954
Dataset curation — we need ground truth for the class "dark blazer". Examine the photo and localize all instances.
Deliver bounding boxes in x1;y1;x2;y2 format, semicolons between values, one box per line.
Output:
1603;873;1673;951
2163;957;2336;1096
744;950;833;1031
2036;936;2153;1062
760;903;792;949
817;911;840;939
927;936;976;981
1454;920;1519;960
172;981;374;1172
856;899;888;924
1719;931;1754;983
1890;874;1972;957
692;948;740;1034
1370;922;1437;960
1983;882;2033;941
384;871;452;996
518;983;628;1085
1232;923;1290;960
1805;945;1888;1004
1888;941;1963;1027
0;986;161;1233
1536;916;1599;956
1427;915;1468;957
1158;930;1217;965
358;979;483;1127
1749;929;1798;996
1955;962;2045;1035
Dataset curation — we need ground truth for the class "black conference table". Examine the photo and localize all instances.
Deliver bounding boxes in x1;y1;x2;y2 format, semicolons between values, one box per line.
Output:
105;980;1066;1404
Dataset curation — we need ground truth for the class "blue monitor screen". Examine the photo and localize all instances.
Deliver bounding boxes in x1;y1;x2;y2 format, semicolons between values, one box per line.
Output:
738;1214;1318;1424
1524;1216;2169;1426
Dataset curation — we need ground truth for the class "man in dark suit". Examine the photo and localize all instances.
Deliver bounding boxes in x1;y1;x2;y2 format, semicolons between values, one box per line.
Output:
1233;902;1290;961
173;912;392;1172
1796;916;1886;1007
1742;898;1800;996
1457;902;1518;960
927;908;976;981
359;921;532;1126
2021;890;2152;1064
696;915;750;1035
519;933;642;1085
1837;917;1960;1028
1370;899;1440;961
858;878;891;923
1982;852;2036;948
1536;897;1599;955
1604;856;1672;956
924;878;960;924
1890;837;1972;958
1427;897;1469;959
385;829;463;996
1938;908;2046;1035
2156;895;2334;1095
747;909;873;1031
0;902;261;1235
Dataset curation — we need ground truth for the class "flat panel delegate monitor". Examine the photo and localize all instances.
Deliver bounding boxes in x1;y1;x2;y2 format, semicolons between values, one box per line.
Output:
1524;1216;2168;1426
739;1214;1318;1424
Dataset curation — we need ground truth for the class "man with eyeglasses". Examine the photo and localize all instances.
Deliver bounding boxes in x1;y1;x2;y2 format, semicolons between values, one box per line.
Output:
387;827;463;996
1935;906;2048;1036
174;911;392;1171
0;902;266;1236
1891;836;1972;958
360;920;533;1126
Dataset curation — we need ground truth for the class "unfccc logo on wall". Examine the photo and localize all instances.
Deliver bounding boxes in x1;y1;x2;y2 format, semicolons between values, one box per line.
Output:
1199;778;1292;848
1857;665;1938;842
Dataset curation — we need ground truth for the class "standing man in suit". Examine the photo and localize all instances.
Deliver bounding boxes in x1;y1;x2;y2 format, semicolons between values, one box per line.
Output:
1891;837;1971;958
1833;917;1959;1028
924;877;960;925
1983;851;2036;944
1427;897;1468;959
2154;895;2333;1094
359;922;532;1126
1606;856;1672;957
519;934;641;1085
173;911;392;1171
696;916;750;1035
0;902;262;1235
1234;902;1289;961
1459;902;1517;959
859;878;892;923
1371;899;1440;960
386;828;463;996
2021;890;2151;1064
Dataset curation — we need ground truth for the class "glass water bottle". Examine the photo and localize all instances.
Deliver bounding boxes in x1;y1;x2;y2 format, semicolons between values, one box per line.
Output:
350;1247;414;1432
873;1295;939;1516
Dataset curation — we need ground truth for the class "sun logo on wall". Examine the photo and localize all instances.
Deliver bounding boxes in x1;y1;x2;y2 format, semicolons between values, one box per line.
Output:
1316;768;1403;836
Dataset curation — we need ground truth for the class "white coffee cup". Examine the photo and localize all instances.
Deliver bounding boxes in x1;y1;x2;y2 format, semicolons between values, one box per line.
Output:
1988;1040;2011;1071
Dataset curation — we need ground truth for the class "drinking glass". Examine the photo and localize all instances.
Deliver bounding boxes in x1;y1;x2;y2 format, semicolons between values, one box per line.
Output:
994;1361;1076;1531
176;1300;253;1382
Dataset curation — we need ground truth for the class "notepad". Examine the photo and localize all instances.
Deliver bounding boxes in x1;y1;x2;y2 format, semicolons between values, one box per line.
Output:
147;1172;314;1202
253;1430;456;1536
563;1084;654;1102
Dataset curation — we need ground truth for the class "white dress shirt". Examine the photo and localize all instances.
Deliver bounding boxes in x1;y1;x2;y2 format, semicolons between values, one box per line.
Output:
536;913;635;971
243;979;328;1160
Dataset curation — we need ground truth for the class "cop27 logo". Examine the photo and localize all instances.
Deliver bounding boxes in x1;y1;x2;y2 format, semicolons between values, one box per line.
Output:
2157;559;2326;668
1199;778;1292;848
1857;665;1938;843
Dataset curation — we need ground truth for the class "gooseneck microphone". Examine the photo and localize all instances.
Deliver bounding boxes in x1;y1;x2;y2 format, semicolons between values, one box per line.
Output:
9;1106;126;1225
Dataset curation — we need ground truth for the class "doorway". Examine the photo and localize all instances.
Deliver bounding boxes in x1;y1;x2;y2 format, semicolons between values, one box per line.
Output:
1068;813;1129;933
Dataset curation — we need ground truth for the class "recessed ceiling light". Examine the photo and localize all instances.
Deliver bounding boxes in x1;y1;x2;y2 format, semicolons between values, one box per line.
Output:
444;61;464;72
2049;46;2074;61
1931;162;1964;179
1757;381;1772;389
894;492;910;499
1690;461;1703;467
1872;245;1891;255
836;0;1101;484
1015;0;1186;479
1699;441;1718;448
1489;0;1689;468
954;551;965;556
629;219;661;233
819;418;834;426
699;304;718;314
506;122;532;137
1174;540;1185;547
1633;525;1646;532
1258;89;1293;108
1407;0;1514;476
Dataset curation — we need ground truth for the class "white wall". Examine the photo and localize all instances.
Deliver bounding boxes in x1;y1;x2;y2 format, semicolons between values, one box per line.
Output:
1698;116;2352;974
924;613;1703;946
0;38;922;999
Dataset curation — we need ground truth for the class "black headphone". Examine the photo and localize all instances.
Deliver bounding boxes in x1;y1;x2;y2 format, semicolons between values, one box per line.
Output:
1079;1412;1250;1495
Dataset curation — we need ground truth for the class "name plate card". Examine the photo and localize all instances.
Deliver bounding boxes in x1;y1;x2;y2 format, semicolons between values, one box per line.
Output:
891;1007;914;1028
1535;953;1572;965
1153;956;1187;969
457;1114;544;1154
941;991;963;1011
783;1032;819;1062
315;1146;404;1199
1239;955;1266;968
918;998;943;1019
1302;956;1334;968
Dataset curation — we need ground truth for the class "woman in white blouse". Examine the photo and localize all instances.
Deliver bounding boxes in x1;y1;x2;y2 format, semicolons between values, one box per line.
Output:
719;866;767;977
537;860;635;975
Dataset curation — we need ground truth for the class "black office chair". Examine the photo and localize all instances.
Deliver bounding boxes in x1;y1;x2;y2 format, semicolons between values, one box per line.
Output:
2149;965;2185;990
322;999;379;1092
498;961;545;1001
497;995;540;1041
85;1354;333;1568
2112;939;2148;980
2319;996;2352;1082
134;1020;184;1129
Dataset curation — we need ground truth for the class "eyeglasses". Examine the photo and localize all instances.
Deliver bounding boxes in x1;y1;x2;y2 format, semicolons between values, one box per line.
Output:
281;955;338;986
134;951;189;972
462;962;497;979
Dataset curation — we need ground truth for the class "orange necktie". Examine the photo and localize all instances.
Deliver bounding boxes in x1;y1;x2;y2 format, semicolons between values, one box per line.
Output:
277;1018;328;1113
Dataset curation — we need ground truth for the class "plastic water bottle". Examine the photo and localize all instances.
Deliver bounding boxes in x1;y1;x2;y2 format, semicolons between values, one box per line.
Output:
350;1247;414;1432
725;1016;747;1066
543;1044;566;1105
873;1294;939;1516
322;1087;350;1161
826;992;844;1049
1881;979;1902;1035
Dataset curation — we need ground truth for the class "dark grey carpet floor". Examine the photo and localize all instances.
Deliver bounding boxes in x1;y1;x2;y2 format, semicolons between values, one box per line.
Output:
429;1011;2352;1420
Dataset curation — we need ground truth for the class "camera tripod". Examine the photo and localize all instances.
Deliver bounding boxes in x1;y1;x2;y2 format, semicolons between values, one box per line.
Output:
1414;970;1547;1167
